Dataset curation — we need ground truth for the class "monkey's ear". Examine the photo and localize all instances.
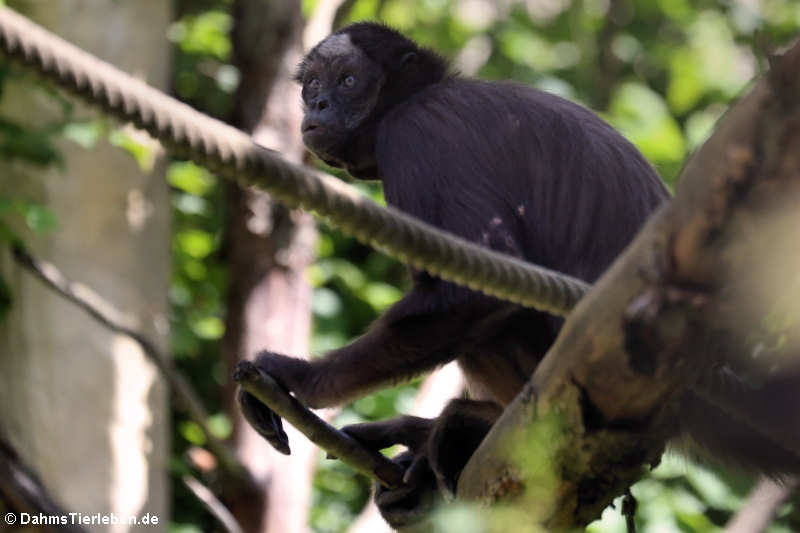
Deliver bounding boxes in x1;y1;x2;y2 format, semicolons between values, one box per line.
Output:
400;51;417;67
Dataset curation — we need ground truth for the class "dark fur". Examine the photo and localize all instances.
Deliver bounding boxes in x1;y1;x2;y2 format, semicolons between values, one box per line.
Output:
238;23;800;528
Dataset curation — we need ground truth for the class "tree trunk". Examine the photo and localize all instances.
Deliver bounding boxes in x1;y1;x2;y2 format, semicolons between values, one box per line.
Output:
0;0;171;530
221;1;318;532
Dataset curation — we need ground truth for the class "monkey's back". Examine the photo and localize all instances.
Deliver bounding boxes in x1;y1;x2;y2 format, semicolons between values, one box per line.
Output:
377;78;669;285
374;79;669;404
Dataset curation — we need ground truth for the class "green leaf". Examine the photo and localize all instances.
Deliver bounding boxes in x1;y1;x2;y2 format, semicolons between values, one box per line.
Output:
169;11;232;60
608;83;686;164
500;28;556;71
312;287;343;318
168;161;216;196
206;413;232;439
109;129;157;173
361;282;402;311
176;229;215;259
0;119;61;166
23;204;58;233
667;49;703;114
178;421;206;445
62;121;104;149
190;316;224;340
684;464;740;511
0;219;18;243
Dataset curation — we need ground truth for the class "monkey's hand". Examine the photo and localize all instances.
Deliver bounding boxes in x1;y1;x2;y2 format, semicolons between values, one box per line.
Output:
234;351;312;455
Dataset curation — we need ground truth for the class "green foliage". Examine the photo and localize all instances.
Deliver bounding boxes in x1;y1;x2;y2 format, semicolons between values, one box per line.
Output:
170;1;237;119
0;117;62;166
108;128;159;172
169;11;233;60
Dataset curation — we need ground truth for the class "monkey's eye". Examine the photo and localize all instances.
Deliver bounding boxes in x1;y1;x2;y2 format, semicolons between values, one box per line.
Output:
308;78;321;91
341;75;356;88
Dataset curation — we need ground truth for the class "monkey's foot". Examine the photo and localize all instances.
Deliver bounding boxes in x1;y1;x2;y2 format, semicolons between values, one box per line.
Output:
342;417;457;498
373;451;441;529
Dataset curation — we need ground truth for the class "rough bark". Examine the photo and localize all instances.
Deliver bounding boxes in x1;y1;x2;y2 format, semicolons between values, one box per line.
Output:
457;40;800;531
0;0;171;530
221;1;318;532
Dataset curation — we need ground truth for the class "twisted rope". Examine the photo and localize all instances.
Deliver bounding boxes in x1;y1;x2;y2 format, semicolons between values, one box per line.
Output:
0;6;590;316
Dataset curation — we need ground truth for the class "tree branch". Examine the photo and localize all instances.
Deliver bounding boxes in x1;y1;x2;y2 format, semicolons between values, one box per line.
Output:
182;475;244;533
724;477;797;533
10;244;245;480
0;439;88;533
234;361;405;488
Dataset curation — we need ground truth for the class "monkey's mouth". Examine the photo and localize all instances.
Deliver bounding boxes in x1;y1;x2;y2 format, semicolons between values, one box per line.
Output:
302;123;339;153
301;121;330;145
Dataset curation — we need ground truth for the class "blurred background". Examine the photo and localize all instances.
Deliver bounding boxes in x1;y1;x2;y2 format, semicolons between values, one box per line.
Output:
0;0;799;532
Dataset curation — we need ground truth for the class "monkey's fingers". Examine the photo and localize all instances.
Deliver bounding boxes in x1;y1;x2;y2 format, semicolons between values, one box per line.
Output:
233;360;406;488
237;389;291;455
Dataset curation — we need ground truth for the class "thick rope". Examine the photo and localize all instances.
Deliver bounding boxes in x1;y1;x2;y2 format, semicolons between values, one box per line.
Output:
0;6;590;316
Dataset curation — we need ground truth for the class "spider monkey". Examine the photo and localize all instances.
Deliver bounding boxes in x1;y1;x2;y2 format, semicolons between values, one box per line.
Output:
237;22;800;528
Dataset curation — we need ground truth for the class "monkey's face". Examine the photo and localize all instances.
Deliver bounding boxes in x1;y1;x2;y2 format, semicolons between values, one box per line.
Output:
295;33;386;171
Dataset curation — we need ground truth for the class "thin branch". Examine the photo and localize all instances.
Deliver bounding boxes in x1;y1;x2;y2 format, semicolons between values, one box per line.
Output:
233;361;405;488
0;439;88;533
10;244;244;480
723;477;797;533
182;475;244;533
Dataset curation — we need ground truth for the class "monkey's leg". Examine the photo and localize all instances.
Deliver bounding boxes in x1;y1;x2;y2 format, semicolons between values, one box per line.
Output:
344;399;503;527
681;365;800;475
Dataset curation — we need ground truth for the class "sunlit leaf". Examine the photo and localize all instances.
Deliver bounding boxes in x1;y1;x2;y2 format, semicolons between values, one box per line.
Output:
23;204;58;233
312;287;343;318
190;316;224;340
206;413;232;439
62;120;104;149
176;229;215;259
178;421;206;445
109;129;157;172
169;11;232;60
168;161;217;196
361;282;402;311
667;49;703;114
608;83;686;164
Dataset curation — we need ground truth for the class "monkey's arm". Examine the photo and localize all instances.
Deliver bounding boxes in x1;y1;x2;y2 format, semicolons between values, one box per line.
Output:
238;286;509;453
252;287;475;410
